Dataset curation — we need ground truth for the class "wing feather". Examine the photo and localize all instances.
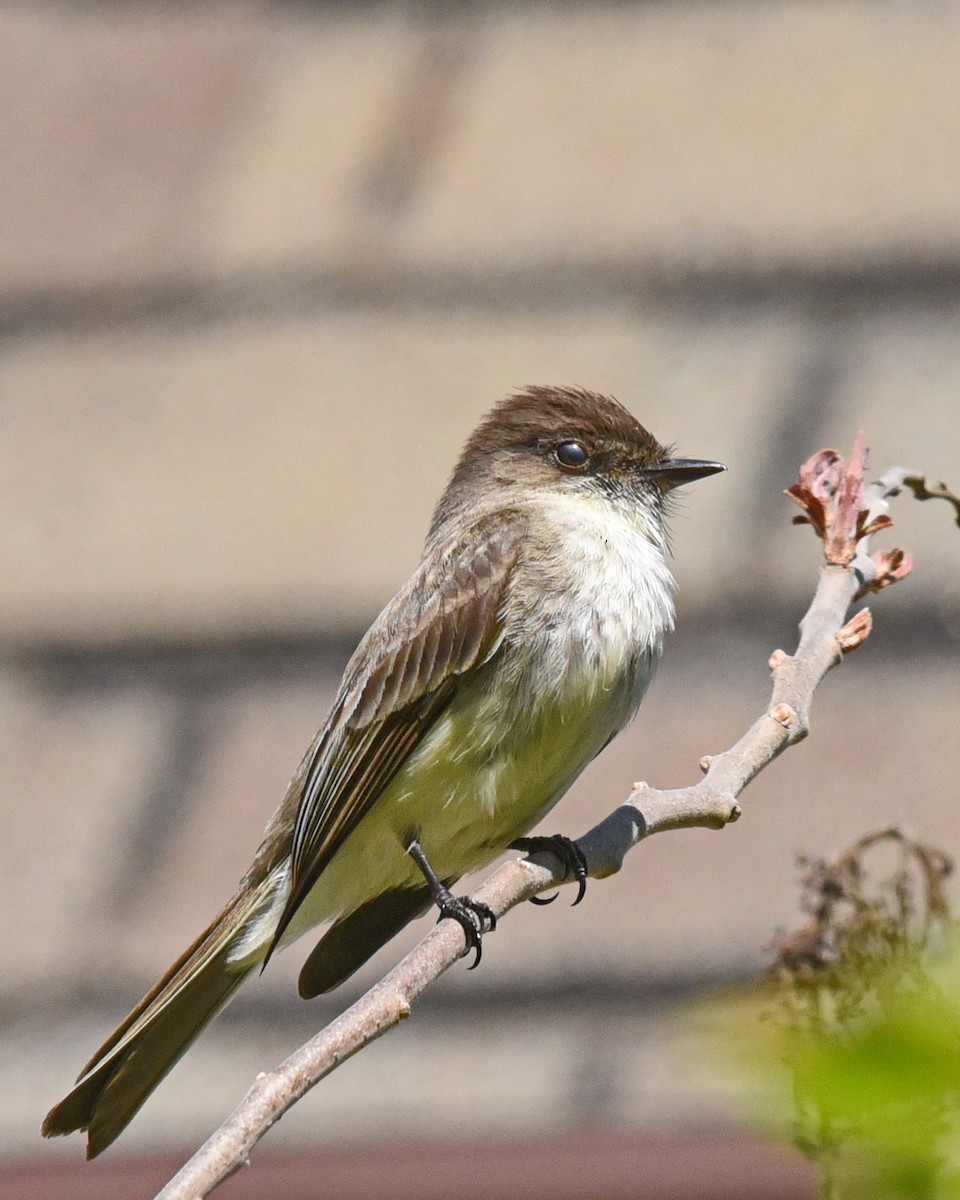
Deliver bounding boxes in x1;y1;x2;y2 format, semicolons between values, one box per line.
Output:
267;509;527;956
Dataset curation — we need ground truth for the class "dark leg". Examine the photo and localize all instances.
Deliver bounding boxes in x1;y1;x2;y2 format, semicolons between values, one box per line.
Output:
510;835;589;906
407;839;497;969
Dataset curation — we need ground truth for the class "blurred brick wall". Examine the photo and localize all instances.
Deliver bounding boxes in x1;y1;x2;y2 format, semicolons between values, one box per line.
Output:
3;0;959;1188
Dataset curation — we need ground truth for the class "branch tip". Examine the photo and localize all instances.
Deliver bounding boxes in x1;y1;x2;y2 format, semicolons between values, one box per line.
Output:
769;649;789;671
786;436;917;573
902;473;960;528
699;755;713;774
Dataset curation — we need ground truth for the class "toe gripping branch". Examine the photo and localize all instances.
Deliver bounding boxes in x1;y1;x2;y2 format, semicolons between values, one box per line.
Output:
407;839;497;969
510;835;589;906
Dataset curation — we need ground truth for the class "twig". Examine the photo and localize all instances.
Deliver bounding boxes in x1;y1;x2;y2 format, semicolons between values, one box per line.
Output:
901;472;960;529
156;442;915;1200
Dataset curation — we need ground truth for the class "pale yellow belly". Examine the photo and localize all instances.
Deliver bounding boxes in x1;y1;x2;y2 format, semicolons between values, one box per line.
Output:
279;650;649;949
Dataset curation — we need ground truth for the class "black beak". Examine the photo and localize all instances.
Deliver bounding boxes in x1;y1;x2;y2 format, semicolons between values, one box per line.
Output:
648;458;726;492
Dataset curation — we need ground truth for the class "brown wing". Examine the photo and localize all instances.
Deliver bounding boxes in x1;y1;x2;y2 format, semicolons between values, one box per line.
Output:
266;509;527;957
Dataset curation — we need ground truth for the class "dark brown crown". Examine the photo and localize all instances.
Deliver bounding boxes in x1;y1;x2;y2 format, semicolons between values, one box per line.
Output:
461;385;665;466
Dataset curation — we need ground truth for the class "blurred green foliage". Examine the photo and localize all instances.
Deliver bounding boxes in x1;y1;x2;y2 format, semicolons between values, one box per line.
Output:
722;829;960;1198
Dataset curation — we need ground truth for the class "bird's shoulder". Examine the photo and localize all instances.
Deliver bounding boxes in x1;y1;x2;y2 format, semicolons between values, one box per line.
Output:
338;505;530;729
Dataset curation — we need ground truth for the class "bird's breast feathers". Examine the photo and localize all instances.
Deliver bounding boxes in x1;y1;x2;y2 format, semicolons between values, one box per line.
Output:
256;490;676;952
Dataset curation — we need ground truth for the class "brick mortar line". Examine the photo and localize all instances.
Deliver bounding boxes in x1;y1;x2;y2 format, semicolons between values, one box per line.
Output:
5;961;755;1031
4;259;960;339
2;602;952;684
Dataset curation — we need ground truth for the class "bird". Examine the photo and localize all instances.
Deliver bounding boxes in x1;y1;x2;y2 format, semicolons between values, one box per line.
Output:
42;385;724;1157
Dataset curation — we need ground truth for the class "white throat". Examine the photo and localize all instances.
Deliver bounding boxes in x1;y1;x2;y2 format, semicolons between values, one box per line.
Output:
523;488;675;678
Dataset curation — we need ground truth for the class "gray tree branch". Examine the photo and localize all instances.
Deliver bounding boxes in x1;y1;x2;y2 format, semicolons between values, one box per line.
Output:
155;445;924;1200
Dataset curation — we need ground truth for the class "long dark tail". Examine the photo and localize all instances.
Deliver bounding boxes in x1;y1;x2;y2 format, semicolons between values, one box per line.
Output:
41;885;270;1158
297;884;433;998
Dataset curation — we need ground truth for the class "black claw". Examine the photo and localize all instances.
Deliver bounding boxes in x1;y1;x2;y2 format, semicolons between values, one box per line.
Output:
569;842;588;906
511;835;589;906
435;895;496;968
529;891;560;906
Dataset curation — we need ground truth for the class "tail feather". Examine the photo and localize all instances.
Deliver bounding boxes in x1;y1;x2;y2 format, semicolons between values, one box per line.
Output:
297;884;434;998
42;887;268;1158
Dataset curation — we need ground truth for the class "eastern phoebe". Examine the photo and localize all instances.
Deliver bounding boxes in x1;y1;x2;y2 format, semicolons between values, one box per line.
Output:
43;385;724;1157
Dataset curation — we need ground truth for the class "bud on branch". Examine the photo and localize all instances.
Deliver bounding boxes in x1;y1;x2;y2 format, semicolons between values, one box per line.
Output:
786;436;914;597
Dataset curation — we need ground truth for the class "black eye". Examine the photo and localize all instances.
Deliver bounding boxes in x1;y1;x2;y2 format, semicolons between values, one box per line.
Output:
555;440;590;470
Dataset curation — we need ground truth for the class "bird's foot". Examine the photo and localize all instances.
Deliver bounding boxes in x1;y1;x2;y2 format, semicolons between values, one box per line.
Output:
510;835;588;906
433;889;497;969
407;837;496;969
